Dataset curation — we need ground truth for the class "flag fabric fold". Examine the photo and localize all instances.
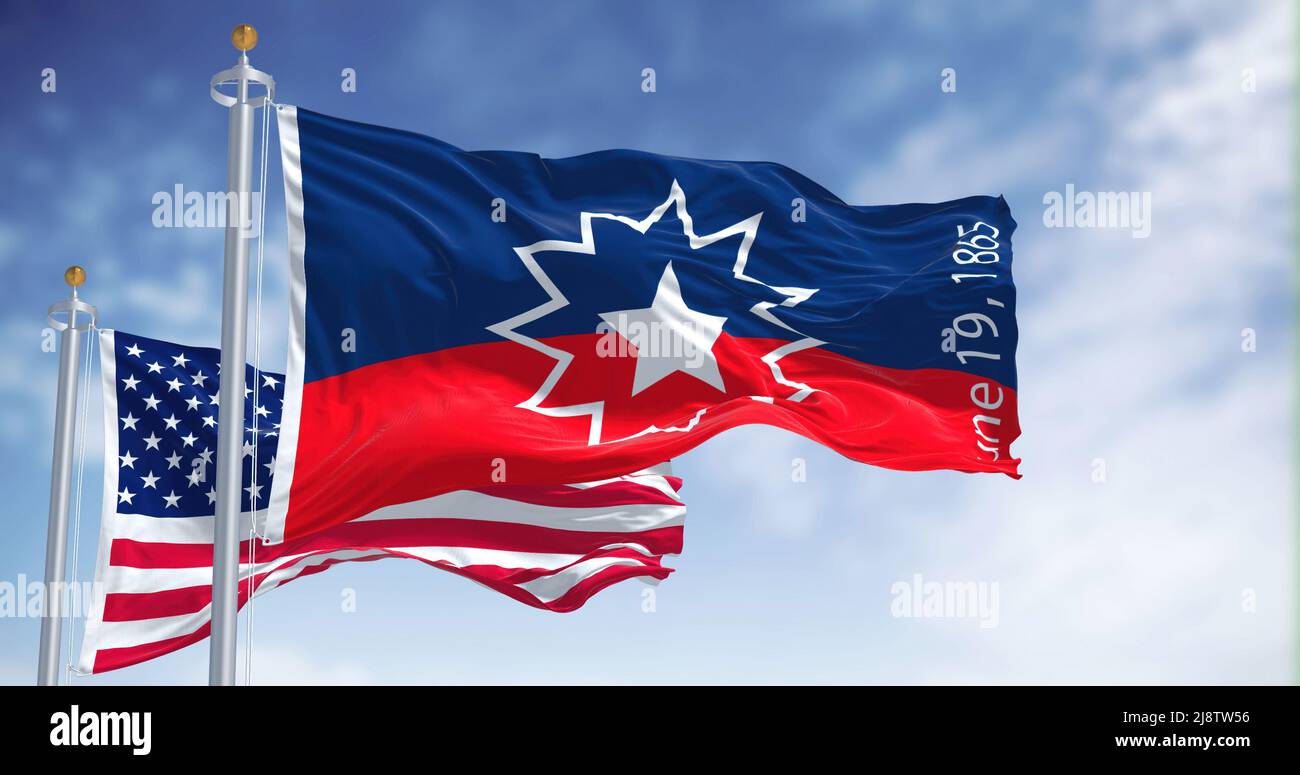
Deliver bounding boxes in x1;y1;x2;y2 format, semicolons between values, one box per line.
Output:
78;330;684;674
265;105;1020;544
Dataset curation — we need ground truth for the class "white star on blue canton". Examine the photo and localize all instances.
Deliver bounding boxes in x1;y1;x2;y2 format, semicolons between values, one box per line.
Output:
598;262;728;396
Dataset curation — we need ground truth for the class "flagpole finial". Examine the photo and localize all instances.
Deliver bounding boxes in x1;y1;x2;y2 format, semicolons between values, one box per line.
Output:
231;24;258;52
63;266;85;289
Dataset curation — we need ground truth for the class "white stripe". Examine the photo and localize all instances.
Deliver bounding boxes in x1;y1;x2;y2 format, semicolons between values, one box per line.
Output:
77;330;120;673
97;511;252;544
92;608;209;652
517;556;650;604
264;104;306;545
568;463;680;500
352;492;684;532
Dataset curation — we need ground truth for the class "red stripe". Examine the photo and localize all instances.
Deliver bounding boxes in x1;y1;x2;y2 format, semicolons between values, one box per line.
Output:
110;539;210;569
109;520;683;570
284;334;1019;541
103;584;210;621
93;623;211;673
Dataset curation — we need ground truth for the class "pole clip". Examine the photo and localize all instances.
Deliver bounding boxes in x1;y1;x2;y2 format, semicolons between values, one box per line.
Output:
47;297;96;332
210;61;275;108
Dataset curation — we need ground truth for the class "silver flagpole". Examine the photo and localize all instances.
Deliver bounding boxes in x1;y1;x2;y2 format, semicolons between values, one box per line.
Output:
209;24;274;686
37;266;95;685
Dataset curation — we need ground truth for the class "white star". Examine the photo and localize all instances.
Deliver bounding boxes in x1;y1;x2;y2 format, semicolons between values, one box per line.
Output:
146;361;163;374
120;413;139;431
242;440;255;458
121;375;140;391
198;447;214;465
142;432;162;451
264;455;276;472
254;404;270;418
118;451;137;469
142;394;161;411
125;343;144;358
117;487;135;505
180;432;198;447
202;415;217;428
245;482;263;504
186;469;203;487
209;393;220;406
172;352;189;368
140;471;160;489
206;487;217;505
165;451;183;470
162;490;182;509
262;374;280;389
191;371;208;387
243;386;252;398
185;396;201;412
598;262;728;396
165;377;183;393
163;414;180;431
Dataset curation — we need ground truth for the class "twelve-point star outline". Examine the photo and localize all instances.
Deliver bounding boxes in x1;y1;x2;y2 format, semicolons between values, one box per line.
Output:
488;181;825;445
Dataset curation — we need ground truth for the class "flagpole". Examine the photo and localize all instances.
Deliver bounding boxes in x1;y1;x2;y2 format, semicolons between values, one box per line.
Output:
209;24;273;686
37;266;95;685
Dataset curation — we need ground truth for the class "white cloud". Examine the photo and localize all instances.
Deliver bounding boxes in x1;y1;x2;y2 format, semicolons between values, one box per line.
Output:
710;0;1295;682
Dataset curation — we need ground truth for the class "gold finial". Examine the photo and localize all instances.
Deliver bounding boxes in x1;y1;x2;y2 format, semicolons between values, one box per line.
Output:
64;265;86;288
231;24;258;52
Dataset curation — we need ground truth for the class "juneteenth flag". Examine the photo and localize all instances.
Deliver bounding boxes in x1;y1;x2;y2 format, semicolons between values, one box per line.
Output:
80;331;685;673
263;106;1020;544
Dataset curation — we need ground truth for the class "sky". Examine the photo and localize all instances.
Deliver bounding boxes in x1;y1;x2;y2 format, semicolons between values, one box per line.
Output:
0;0;1293;684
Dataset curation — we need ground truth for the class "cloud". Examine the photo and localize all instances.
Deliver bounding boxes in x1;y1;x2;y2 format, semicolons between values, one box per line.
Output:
701;0;1295;682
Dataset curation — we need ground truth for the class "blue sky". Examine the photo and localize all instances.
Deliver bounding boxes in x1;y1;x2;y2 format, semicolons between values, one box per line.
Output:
0;0;1293;683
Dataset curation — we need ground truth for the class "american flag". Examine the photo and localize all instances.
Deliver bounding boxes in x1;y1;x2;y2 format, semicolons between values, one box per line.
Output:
79;330;686;674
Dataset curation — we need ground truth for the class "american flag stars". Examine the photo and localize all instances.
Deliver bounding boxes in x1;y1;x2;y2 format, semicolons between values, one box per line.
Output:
110;332;283;517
